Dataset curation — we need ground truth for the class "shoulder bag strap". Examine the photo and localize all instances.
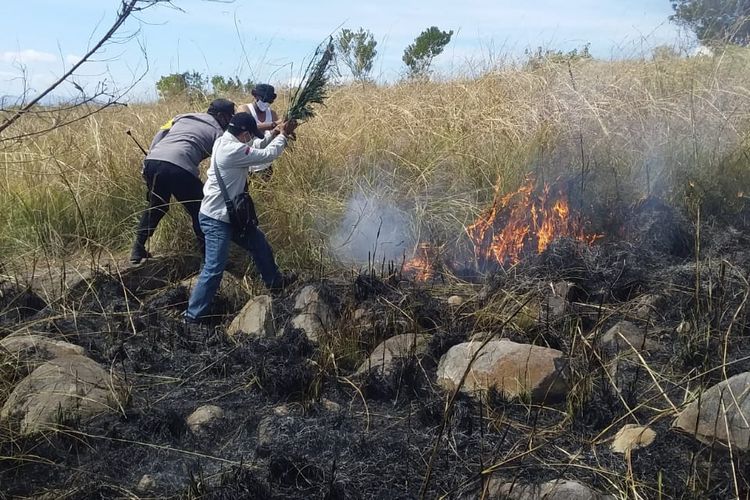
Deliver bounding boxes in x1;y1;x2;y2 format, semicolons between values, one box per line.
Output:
211;154;234;212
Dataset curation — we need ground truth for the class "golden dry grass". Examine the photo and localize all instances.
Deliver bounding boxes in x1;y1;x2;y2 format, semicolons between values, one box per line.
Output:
2;50;750;271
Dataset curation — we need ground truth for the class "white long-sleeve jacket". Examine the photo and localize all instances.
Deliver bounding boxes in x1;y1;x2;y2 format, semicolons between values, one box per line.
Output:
199;130;288;223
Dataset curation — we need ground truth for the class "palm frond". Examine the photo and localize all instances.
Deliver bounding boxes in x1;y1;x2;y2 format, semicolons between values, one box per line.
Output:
286;38;336;122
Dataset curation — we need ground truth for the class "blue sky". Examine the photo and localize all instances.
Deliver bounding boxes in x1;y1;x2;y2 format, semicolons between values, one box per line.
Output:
1;0;687;101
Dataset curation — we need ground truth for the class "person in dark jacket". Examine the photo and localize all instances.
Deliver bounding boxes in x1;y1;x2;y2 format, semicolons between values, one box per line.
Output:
130;98;235;264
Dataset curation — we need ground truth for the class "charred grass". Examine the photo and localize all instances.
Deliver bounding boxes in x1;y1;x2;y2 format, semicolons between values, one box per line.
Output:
0;208;748;498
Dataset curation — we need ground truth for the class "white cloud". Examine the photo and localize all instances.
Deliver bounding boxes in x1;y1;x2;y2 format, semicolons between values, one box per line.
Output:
65;54;82;65
0;49;56;63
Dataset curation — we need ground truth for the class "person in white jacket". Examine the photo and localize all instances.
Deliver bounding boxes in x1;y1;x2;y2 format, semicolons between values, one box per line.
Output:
185;112;297;322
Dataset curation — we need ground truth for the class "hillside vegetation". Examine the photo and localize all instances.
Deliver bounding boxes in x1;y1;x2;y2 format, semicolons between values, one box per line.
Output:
2;51;749;271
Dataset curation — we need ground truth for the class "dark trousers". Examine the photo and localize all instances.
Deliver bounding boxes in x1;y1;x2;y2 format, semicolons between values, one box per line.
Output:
134;160;205;251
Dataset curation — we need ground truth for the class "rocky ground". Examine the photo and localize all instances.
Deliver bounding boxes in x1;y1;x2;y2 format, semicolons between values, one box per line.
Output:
0;203;749;499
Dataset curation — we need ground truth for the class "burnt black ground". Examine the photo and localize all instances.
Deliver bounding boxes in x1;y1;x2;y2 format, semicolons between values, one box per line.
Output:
0;208;749;499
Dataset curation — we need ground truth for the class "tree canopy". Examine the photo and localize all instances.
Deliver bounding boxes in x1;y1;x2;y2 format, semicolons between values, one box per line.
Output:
670;0;750;46
402;26;453;78
336;28;378;82
155;72;207;100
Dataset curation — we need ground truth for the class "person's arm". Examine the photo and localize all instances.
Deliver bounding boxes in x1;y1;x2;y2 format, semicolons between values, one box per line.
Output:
241;135;288;172
251;127;282;149
221;121;297;171
215;136;286;172
257;121;277;132
256;109;279;132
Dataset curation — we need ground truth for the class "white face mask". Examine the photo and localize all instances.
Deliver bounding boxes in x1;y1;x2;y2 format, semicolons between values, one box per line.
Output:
256;100;270;112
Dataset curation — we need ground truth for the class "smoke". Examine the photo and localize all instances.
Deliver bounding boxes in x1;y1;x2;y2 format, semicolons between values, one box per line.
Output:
329;185;414;265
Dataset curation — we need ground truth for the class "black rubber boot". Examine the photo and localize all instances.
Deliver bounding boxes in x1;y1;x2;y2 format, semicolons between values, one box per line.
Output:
130;242;152;265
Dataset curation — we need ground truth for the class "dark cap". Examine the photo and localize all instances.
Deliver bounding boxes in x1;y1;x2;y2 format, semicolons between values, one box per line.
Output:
207;98;235;116
227;112;264;139
252;84;276;102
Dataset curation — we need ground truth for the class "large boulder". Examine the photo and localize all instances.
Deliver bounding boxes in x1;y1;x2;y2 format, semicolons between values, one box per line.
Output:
354;333;430;377
674;372;750;451
290;286;334;342
437;339;569;403
0;334;85;374
0;355;128;435
227;295;274;339
476;479;612;500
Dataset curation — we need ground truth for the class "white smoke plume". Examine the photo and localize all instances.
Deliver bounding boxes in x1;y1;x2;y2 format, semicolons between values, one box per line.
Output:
329;185;414;266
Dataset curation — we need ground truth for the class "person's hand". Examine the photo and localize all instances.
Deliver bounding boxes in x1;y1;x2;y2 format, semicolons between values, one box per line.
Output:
258;120;277;132
282;119;298;137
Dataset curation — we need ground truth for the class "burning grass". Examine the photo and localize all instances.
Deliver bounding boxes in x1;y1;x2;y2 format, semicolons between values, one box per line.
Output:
2;50;750;269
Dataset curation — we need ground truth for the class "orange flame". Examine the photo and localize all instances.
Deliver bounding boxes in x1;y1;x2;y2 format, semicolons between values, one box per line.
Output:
402;243;437;281
467;177;598;266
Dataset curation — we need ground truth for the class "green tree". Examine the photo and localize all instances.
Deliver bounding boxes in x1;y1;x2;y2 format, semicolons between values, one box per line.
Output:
211;75;253;94
336;28;378;82
402;26;453;78
670;0;750;46
155;71;207;99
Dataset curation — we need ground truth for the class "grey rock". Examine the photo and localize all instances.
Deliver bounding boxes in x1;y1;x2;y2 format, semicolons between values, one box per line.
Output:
354;333;430;377
291;285;333;342
1;334;85;374
137;474;156;492
227;295;274;339
674;372;750;451
448;295;465;307
630;293;663;320
257;413;296;452
186;405;224;434
601;321;657;356
0;355;128;435
437;339;569;403
482;478;613;499
611;424;656;454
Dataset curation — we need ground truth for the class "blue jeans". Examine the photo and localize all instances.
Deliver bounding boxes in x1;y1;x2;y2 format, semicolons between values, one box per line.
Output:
185;213;281;320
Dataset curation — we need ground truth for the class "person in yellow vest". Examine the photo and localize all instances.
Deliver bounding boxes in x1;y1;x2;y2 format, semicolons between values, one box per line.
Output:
130;99;235;264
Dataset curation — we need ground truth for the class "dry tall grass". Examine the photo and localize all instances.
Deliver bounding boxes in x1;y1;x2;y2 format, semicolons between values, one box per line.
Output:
2;50;750;272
